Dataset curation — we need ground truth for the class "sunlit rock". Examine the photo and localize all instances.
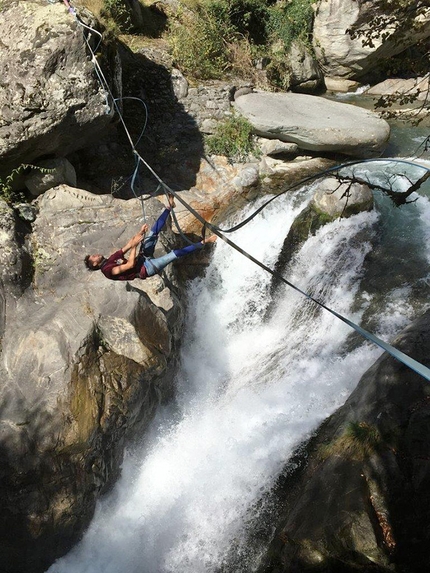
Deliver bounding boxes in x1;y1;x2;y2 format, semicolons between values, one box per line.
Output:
365;76;430;102
287;40;325;94
234;92;390;158
171;156;260;235
313;0;430;80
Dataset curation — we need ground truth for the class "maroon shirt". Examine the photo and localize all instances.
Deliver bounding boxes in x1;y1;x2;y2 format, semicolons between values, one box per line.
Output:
101;250;147;281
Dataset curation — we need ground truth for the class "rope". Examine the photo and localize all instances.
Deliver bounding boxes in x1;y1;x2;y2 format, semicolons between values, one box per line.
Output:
63;3;152;225
60;1;430;383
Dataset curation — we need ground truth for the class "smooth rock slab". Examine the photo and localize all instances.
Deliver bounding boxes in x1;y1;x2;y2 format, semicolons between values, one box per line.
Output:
234;92;390;158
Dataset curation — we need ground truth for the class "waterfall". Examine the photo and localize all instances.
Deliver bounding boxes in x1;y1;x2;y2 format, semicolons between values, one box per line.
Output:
49;179;430;573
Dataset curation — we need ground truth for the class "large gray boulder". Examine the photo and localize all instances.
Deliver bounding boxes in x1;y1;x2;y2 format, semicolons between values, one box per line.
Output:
313;0;430;80
312;177;374;219
25;158;77;196
234;92;390;157
0;0;118;174
261;309;430;572
0;187;194;573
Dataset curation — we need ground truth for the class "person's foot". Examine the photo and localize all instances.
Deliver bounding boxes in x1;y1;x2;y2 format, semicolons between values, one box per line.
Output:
202;234;217;245
168;193;176;209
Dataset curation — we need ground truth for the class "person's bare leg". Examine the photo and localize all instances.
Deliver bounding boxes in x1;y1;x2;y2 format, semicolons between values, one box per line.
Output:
168;193;176;209
202;234;217;245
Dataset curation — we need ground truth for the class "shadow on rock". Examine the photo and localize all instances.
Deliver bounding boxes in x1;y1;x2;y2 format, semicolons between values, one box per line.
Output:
70;43;205;197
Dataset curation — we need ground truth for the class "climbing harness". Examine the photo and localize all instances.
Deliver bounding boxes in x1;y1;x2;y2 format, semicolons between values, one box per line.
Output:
59;0;430;383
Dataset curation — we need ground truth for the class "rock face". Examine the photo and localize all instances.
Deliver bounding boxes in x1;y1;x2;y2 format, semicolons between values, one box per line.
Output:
262;308;430;572
272;177;373;290
313;0;430;80
259;156;337;195
287;41;325;95
171;156;260;235
0;187;196;573
234;92;390;158
312;177;374;218
0;200;29;298
0;0;118;174
25;158;77;196
365;77;430;101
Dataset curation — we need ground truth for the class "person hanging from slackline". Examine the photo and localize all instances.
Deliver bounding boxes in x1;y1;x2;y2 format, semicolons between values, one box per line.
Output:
84;194;217;280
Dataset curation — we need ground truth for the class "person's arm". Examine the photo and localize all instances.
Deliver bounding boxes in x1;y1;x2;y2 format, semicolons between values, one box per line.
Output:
121;224;149;255
111;244;138;276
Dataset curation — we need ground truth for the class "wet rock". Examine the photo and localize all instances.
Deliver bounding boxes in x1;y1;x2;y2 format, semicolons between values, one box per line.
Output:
312;177;374;219
261;308;430;572
272;177;373;283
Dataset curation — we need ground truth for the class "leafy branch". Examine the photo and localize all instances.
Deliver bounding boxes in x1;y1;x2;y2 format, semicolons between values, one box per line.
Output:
0;164;55;206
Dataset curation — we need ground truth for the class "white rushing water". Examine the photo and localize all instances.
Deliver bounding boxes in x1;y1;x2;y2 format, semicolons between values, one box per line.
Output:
49;179;430;573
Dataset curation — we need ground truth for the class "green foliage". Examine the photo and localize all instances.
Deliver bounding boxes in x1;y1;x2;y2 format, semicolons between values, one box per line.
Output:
169;0;315;83
222;0;271;44
265;0;315;89
267;0;314;51
102;0;132;33
346;421;381;452
206;114;258;160
0;164;53;206
169;3;232;79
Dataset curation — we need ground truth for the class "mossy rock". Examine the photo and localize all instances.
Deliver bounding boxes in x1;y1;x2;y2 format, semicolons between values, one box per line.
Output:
272;202;334;288
271;178;373;292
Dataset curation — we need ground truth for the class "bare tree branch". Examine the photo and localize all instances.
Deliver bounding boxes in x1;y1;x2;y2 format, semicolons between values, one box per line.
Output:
334;169;430;207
